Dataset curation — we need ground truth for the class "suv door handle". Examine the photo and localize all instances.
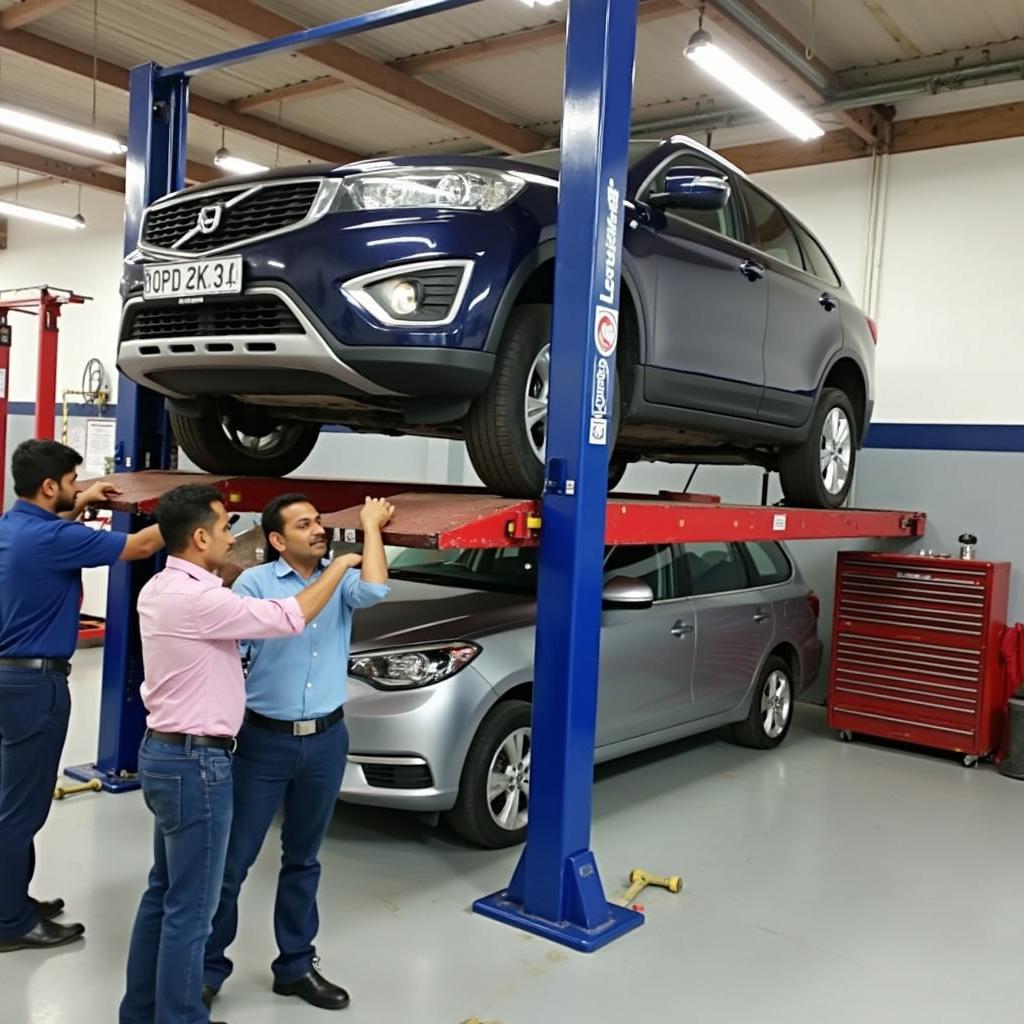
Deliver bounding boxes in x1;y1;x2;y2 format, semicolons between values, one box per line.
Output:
739;259;765;282
753;611;770;625
818;291;838;311
670;621;694;638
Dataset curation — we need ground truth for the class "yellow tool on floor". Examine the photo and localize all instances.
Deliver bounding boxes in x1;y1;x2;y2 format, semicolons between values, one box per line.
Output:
53;779;102;801
613;868;683;910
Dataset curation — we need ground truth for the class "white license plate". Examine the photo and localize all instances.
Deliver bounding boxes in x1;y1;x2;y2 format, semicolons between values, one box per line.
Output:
143;256;242;300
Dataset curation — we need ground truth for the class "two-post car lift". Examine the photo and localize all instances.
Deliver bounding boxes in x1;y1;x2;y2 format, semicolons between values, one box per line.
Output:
64;0;926;953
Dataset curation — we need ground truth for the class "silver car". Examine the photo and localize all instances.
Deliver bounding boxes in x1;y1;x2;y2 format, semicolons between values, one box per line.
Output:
341;539;822;848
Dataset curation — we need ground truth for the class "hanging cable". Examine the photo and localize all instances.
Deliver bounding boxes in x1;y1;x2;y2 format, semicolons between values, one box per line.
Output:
275;100;283;167
697;1;705;32
805;0;817;61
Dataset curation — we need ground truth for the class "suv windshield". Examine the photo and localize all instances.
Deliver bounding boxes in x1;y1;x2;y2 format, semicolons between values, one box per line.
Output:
516;139;664;171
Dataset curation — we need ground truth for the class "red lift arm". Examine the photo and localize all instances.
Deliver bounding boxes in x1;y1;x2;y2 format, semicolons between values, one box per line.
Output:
86;470;927;549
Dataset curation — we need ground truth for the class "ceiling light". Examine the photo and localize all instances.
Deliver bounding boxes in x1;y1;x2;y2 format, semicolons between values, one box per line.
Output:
516;0;559;6
0;104;126;155
214;147;269;175
0;200;86;230
684;29;824;142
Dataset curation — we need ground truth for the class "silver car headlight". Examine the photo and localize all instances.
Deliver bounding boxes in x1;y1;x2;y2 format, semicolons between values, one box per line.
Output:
333;168;525;212
349;642;481;690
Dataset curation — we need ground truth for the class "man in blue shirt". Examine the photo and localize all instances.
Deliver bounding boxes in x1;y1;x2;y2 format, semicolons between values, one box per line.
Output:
0;439;163;952
203;491;393;1012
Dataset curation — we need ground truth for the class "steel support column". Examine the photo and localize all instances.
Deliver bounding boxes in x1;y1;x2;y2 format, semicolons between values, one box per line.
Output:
64;63;186;791
34;291;59;439
474;0;642;952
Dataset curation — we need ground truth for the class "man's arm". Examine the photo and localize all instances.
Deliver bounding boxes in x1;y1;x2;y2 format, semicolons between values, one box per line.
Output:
196;554;363;641
120;524;165;561
59;481;121;522
358;497;395;585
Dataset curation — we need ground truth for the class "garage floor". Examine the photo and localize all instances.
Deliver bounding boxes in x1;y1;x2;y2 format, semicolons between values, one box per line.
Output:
5;648;1022;1024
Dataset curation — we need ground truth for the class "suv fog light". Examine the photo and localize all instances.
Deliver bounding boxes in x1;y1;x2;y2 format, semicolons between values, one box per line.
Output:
388;280;421;316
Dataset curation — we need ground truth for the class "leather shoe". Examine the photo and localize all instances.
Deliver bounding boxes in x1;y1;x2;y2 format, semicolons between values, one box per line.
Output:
33;898;65;921
202;983;218;1009
273;967;350;1010
0;918;85;952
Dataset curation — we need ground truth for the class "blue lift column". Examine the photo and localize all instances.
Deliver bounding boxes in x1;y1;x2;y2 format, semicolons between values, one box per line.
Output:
474;0;641;952
65;64;187;791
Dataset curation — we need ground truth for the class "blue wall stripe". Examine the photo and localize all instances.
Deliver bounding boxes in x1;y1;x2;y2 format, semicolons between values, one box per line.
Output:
2;404;1019;452
864;424;1024;453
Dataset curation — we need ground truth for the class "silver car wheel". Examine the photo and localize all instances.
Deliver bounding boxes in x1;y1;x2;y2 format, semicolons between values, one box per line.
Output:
819;406;852;496
761;669;792;739
486;726;531;832
523;344;550;463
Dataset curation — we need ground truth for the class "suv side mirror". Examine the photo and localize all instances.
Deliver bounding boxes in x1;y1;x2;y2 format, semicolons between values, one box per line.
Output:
649;166;730;211
602;576;655;609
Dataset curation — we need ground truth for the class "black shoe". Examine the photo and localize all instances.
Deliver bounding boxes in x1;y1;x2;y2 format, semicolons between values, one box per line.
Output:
273;967;350;1010
33;898;65;921
202;984;218;1010
0;918;85;952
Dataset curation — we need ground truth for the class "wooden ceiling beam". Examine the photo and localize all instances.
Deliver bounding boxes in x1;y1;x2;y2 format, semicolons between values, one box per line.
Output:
719;101;1024;175
0;0;76;31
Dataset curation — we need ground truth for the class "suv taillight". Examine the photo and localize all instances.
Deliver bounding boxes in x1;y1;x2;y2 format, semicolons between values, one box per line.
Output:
807;591;821;619
867;316;879;344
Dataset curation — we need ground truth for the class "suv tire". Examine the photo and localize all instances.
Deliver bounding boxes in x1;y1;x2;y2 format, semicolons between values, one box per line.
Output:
778;387;857;508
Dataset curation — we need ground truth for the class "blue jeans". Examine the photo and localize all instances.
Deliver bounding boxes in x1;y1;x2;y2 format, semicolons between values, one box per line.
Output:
0;667;71;941
120;735;234;1024
204;717;349;989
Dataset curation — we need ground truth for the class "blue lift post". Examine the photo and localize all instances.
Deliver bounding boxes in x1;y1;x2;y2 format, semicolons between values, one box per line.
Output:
65;65;187;790
473;0;642;952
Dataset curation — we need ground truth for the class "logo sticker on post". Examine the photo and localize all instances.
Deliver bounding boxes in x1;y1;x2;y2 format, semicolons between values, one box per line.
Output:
594;305;618;357
589;357;611;445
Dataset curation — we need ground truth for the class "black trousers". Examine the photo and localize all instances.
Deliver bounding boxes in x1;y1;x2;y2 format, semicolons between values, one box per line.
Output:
0;667;71;940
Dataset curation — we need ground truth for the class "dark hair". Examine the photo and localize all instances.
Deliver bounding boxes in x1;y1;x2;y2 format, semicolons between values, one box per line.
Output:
260;492;313;562
12;439;82;497
156;484;223;555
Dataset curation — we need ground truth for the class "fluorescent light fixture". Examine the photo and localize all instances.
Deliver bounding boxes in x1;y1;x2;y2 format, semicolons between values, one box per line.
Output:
0;104;126;155
214;147;269;175
0;200;86;230
517;0;559;6
685;29;824;142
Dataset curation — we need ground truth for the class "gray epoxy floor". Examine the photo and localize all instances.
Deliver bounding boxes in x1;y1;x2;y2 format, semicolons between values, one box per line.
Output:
4;647;1022;1024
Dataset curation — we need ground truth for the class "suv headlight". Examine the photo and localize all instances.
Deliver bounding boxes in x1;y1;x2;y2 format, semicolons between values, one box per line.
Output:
349;642;481;690
333;168;525;212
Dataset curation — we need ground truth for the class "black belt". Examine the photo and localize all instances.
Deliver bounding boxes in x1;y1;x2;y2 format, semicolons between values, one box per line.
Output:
245;705;345;737
0;657;71;675
146;729;236;751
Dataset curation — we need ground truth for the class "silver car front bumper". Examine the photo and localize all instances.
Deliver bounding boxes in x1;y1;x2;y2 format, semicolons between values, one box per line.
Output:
340;667;495;812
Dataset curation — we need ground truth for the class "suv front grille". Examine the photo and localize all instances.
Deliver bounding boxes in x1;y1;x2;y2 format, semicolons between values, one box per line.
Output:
141;180;323;253
123;297;302;340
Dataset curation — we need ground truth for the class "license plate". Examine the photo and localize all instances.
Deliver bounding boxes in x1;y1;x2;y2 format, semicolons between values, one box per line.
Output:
143;256;242;300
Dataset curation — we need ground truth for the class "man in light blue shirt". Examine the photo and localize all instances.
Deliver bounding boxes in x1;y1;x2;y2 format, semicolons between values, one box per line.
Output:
203;492;393;1013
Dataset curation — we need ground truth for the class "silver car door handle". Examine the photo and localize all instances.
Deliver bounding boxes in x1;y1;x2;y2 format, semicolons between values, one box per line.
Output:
818;291;838;311
753;612;770;624
670;621;694;638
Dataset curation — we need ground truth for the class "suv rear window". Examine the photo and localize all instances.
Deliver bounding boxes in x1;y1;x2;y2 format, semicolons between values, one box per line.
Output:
793;221;841;286
682;542;749;596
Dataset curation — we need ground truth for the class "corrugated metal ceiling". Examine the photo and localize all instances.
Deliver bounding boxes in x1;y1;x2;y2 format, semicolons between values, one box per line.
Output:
0;0;1018;176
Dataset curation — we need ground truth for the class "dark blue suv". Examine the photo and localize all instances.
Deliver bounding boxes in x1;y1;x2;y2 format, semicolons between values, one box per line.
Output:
118;136;875;508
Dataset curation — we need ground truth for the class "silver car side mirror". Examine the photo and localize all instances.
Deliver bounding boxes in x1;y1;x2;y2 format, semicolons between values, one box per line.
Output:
602;576;655;609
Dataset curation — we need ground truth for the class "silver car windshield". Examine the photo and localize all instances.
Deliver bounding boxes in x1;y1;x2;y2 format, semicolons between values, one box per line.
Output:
386;544;675;596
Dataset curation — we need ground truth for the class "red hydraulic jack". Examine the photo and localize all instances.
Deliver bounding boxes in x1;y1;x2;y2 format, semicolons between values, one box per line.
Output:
0;287;91;510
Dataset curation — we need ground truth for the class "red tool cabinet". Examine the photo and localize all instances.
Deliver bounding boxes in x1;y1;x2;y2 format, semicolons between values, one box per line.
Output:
828;552;1011;764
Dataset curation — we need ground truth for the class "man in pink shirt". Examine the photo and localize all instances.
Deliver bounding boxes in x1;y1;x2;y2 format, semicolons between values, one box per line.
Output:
119;484;360;1024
